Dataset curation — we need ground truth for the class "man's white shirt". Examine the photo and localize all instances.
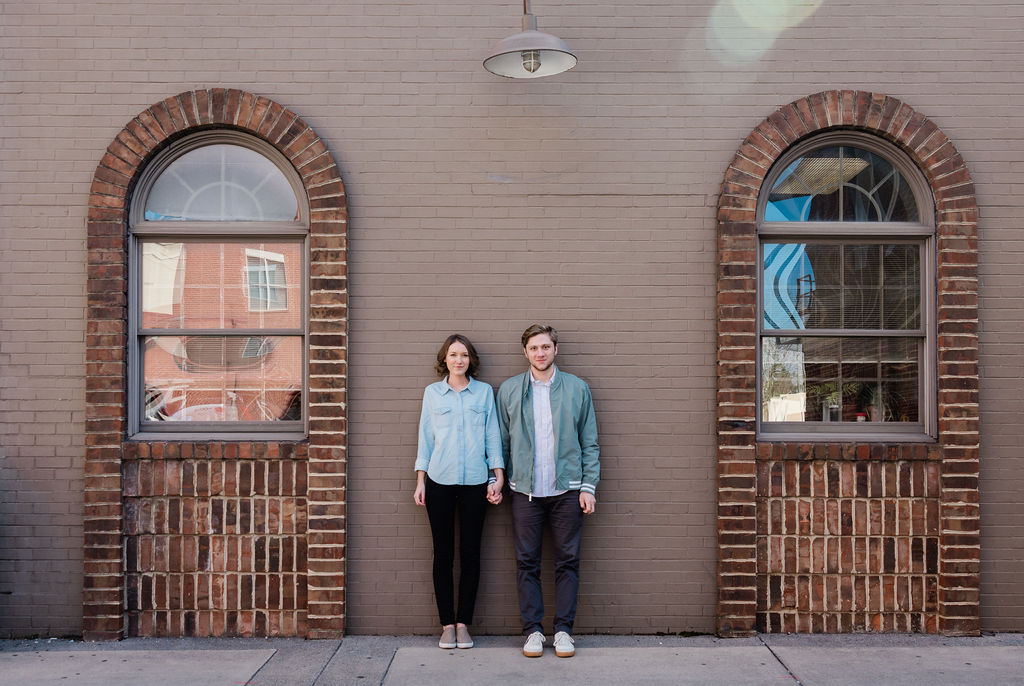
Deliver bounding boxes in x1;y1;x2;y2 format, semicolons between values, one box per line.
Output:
530;368;567;497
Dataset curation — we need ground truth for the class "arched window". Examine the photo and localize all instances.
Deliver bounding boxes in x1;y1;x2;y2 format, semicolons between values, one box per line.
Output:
128;132;308;436
757;133;935;439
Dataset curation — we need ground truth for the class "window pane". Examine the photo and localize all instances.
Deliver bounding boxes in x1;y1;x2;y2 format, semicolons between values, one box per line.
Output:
766;146;841;221
762;336;920;423
144;144;299;221
841;146;919;222
140;243;184;319
246;250;289;311
843;245;880;286
143;335;302;423
766;145;918;223
882;244;921;329
842;245;881;328
141;241;302;330
765;242;920;332
762;243;841;330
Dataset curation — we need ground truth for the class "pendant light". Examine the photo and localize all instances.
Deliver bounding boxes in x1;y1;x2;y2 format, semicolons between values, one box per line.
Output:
483;1;577;79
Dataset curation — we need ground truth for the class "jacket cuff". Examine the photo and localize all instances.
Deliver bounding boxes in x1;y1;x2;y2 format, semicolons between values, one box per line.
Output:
580;483;596;495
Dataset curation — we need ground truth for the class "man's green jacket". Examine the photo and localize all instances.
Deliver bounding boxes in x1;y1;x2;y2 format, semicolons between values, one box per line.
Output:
496;366;600;496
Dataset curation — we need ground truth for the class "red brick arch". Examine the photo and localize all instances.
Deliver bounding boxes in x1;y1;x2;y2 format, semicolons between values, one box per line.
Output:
716;91;979;635
84;89;348;640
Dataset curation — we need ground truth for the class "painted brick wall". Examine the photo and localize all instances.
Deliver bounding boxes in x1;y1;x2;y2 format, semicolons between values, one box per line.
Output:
1;0;1023;636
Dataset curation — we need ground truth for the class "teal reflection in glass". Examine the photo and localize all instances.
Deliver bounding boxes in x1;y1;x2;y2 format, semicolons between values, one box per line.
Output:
763;243;816;330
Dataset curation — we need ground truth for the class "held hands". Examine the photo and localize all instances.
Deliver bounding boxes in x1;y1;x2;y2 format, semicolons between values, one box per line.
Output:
579;491;596;514
415;470;506;506
487;471;504;505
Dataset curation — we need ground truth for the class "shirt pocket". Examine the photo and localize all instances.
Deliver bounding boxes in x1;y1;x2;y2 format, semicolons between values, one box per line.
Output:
433;406;453;427
468;405;487;427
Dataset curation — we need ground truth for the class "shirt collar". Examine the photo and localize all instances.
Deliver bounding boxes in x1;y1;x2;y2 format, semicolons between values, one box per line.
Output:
442;376;473;394
530;367;556;387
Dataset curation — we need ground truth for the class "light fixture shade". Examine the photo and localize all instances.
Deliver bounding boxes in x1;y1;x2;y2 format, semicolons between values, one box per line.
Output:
483;14;577;79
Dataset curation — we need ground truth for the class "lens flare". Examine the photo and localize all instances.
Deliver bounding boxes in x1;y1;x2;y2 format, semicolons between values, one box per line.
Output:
707;0;824;65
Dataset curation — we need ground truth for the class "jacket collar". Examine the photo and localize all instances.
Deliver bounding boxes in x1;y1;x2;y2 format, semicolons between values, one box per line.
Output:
520;365;560;397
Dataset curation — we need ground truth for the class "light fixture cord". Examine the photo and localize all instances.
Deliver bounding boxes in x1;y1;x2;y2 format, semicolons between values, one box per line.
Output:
523;0;530;16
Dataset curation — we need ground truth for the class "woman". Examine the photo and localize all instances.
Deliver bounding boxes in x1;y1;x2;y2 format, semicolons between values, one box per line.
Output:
414;334;504;649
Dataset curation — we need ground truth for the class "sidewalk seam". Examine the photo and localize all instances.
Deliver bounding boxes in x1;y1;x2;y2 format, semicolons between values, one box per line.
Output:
759;636;804;686
242;648;278;686
376;646;399;686
309;641;344;686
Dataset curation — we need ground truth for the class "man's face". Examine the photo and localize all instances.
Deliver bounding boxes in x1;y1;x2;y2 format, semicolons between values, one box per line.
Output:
524;333;557;374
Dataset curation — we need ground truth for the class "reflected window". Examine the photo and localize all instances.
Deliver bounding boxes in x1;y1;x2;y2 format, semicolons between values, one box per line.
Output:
246;249;289;312
144;144;298;221
130;133;307;435
766;146;918;223
758;136;934;437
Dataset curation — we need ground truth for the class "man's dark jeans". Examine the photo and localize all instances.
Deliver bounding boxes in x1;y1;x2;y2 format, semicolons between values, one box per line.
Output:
511;490;584;635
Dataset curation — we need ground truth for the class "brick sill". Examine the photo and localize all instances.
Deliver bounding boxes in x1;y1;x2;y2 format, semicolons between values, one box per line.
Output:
758;432;936;444
127;433;308;443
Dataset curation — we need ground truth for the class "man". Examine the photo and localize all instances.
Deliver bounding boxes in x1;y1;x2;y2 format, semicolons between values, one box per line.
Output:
497;324;600;658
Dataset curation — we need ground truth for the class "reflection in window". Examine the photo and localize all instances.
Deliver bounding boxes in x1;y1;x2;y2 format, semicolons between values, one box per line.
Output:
143;335;302;422
766;146;918;223
157;336;279;371
758;137;931;433
141;243;185;318
761;242;922;425
144;144;298;222
139;240;303;425
131;133;306;433
246;249;288;311
141;241;301;330
762;337;919;424
762;243;920;332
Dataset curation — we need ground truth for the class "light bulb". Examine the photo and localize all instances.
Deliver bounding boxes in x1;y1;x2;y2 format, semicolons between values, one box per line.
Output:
521;50;541;73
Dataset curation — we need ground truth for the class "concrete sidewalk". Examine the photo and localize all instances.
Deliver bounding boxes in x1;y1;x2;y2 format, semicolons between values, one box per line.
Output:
1;633;1021;686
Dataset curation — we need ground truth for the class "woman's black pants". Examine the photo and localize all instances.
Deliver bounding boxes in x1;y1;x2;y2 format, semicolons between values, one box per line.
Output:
424;477;488;626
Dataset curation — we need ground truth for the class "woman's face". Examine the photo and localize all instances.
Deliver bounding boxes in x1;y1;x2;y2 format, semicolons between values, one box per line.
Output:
445;341;471;378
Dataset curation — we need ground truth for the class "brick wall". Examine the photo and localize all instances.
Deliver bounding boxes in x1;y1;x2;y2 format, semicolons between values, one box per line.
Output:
2;1;1023;637
717;91;980;635
122;441;308;636
757;446;941;632
83;90;347;639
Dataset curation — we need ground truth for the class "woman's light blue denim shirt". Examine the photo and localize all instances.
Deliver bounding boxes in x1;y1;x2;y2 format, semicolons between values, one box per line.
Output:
415;377;503;485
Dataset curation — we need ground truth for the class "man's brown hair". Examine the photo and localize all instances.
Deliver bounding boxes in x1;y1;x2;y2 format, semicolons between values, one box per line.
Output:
521;324;558;349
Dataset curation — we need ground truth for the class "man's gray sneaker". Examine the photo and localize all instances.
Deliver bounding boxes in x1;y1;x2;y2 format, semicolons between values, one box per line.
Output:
438;625;457;649
522;631;545;657
553;631;575;658
456;625;474;649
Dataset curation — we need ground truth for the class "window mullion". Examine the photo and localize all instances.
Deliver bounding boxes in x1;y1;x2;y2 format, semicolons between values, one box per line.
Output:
839;244;846;332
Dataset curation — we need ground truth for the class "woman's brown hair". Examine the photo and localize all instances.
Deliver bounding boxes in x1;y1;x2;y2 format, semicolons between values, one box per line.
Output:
434;333;481;378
